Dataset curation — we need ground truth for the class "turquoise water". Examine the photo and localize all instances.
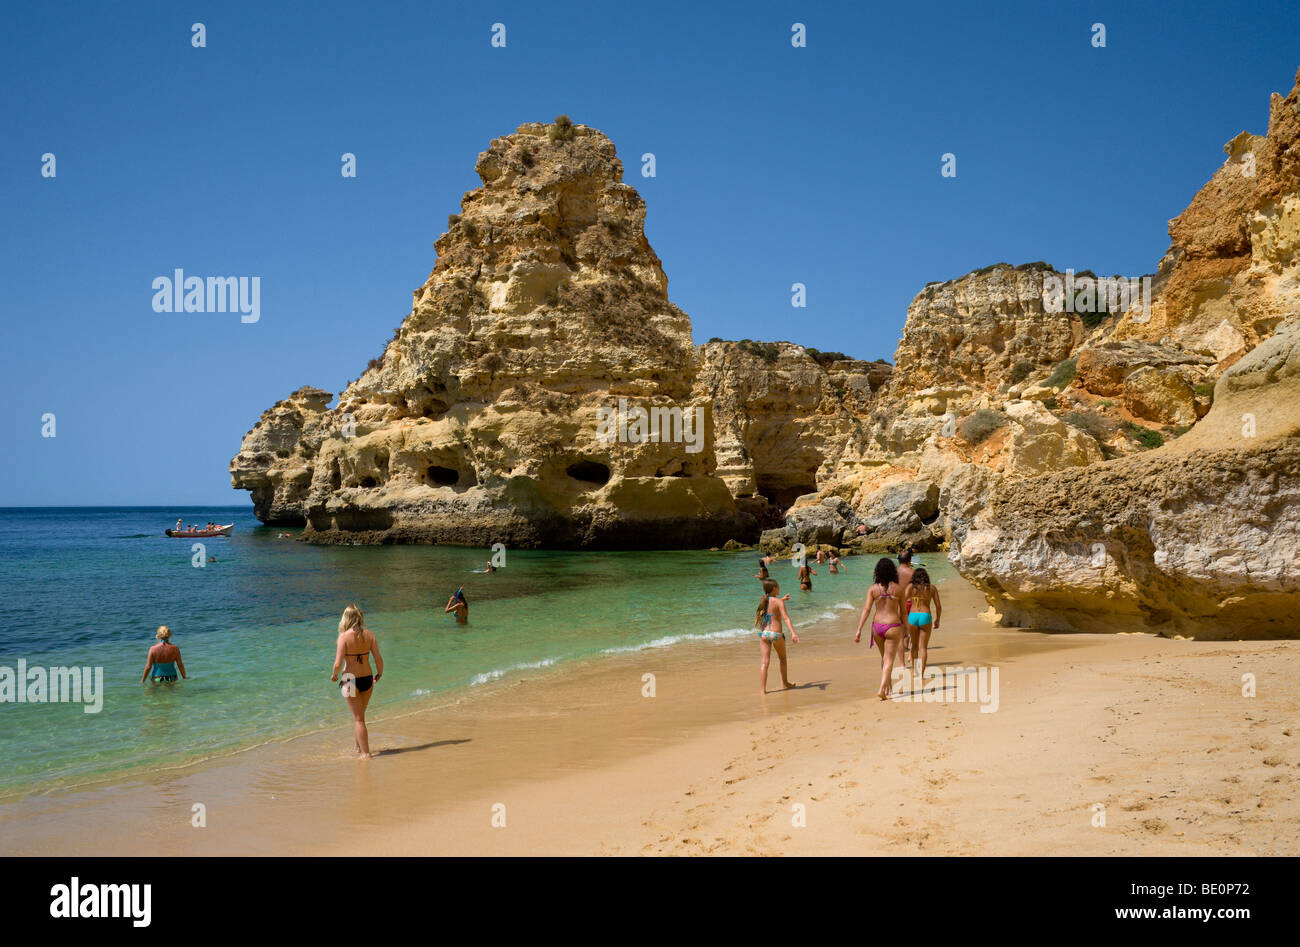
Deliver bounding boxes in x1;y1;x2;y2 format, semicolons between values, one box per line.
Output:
0;506;954;798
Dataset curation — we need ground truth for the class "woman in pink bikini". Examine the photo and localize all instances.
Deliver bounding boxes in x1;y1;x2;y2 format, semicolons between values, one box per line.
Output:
854;558;906;700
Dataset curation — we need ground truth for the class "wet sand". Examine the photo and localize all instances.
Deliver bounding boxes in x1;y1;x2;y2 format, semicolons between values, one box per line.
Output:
2;573;1296;856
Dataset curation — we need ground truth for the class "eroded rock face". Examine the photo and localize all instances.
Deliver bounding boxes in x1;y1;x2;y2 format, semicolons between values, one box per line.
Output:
1003;400;1104;476
231;121;747;547
948;317;1300;638
891;264;1082;397
694;341;891;512
1111;68;1300;364
229;386;333;524
1074;341;1213;397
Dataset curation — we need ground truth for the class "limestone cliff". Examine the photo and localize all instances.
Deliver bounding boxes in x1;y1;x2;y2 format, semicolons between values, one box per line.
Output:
694;341;891;515
232;119;747;547
229;386;332;524
946;316;1300;638
934;72;1300;637
891;263;1082;397
1112;68;1300;364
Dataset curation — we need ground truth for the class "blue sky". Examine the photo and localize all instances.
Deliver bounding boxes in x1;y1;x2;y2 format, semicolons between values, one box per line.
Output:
2;0;1297;506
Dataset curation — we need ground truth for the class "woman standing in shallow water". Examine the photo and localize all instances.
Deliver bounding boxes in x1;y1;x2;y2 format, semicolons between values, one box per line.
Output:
331;604;384;759
854;558;905;700
141;626;186;683
755;579;798;694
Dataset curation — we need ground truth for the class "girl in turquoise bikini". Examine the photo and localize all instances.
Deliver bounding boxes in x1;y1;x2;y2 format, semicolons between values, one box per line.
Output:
141;626;186;683
754;579;798;694
901;567;941;678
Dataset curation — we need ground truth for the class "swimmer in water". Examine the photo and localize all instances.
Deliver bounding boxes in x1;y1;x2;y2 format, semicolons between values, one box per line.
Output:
754;579;798;693
828;553;847;574
756;556;771;581
815;547;826;565
141;626;187;683
798;562;816;591
445;589;469;623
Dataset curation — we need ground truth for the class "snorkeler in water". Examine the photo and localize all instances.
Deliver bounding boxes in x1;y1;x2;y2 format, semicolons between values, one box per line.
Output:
445;588;469;623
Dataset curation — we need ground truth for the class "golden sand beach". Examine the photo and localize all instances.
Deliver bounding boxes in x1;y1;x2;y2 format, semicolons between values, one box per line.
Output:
2;572;1294;857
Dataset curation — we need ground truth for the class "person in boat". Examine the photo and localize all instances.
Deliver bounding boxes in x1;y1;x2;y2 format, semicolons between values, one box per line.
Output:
175;518;183;533
445;588;468;623
141;626;187;683
331;604;383;759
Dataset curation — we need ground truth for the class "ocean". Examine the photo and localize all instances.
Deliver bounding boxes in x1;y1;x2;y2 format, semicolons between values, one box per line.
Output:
0;506;955;799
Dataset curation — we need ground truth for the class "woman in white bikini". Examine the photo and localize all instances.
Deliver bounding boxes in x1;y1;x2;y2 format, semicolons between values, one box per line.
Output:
755;579;798;694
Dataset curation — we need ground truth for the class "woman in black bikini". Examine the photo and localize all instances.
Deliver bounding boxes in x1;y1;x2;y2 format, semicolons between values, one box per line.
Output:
331;604;384;759
799;562;818;591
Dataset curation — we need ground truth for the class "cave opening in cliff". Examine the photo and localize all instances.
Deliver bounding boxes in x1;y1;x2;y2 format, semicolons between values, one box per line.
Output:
426;465;460;487
566;460;611;485
359;476;378;488
755;475;816;510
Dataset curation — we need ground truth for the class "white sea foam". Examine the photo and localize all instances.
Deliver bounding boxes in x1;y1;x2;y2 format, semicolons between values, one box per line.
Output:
601;626;752;655
467;658;557;687
834;601;854;610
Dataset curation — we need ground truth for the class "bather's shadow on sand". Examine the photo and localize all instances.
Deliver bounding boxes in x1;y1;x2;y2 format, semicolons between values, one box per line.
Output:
373;738;471;757
785;680;830;692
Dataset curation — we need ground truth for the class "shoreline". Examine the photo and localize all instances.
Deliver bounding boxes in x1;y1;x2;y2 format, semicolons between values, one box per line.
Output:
2;571;1295;856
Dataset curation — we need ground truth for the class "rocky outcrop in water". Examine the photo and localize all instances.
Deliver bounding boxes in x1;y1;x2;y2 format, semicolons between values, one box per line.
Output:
229;386;333;524
232;120;746;547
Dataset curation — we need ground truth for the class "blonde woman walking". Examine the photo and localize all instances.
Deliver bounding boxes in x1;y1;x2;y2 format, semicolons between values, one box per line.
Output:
330;604;384;759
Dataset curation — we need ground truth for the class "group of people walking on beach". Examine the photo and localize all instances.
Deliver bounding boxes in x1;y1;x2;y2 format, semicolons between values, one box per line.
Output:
754;548;942;700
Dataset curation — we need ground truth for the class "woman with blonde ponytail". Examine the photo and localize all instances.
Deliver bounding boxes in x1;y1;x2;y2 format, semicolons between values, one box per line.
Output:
330;604;384;759
141;625;186;683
